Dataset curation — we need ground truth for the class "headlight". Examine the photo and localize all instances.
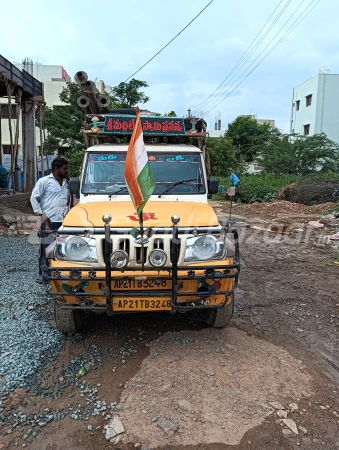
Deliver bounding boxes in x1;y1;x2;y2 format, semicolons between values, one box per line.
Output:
185;235;226;261
149;249;167;268
110;250;129;269
55;236;97;262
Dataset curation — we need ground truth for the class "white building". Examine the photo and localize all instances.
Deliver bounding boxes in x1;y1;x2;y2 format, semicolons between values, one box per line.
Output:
290;68;339;141
239;115;275;127
207;114;276;174
207;114;275;137
1;62;108;158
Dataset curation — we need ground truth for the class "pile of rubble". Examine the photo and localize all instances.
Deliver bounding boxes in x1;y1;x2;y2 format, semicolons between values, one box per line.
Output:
0;214;40;236
235;200;338;219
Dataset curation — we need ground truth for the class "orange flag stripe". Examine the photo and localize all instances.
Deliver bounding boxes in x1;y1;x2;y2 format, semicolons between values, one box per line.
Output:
124;107;143;210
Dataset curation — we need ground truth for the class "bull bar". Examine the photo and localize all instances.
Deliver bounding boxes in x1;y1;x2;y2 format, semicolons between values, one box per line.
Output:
41;220;240;315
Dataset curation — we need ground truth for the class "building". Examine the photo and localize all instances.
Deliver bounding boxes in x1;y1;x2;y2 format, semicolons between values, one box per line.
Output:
207;114;276;174
239;115;275;127
207;114;275;137
290;67;339;141
1;61;108;158
208;128;227;138
207;113;227;137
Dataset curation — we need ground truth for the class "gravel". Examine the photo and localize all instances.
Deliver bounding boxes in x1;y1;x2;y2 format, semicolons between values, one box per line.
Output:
0;237;63;398
0;236;154;440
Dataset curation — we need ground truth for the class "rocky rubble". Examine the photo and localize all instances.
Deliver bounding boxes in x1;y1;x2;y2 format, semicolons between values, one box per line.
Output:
0;214;40;236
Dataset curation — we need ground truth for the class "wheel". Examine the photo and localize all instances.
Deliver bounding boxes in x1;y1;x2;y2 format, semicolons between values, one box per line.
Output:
202;294;234;328
54;301;83;333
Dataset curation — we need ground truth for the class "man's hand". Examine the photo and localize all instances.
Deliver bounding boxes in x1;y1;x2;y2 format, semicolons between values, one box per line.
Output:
41;214;52;228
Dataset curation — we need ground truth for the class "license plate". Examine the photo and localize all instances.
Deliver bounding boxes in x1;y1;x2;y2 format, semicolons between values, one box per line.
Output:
113;298;172;311
112;279;171;290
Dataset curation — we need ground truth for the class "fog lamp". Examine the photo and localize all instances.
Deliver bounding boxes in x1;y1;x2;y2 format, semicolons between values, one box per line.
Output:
110;250;129;269
149;249;167;268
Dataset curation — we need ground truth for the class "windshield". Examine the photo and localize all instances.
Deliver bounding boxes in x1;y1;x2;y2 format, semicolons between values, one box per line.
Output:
82;152;206;195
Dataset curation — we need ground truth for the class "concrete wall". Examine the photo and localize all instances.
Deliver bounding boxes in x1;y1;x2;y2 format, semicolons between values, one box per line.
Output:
291;75;319;136
1;64;108;157
315;74;339;142
0;98;41;155
14;64;64;82
208;128;227;138
256;119;275;127
44;80;107;106
291;72;339;143
0;79;75;155
43;80;67;106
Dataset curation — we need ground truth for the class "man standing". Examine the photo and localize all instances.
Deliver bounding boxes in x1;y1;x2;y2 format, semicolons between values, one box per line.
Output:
30;157;69;283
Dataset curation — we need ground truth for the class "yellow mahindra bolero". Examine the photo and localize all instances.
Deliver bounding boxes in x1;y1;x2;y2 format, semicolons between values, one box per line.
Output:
42;114;240;332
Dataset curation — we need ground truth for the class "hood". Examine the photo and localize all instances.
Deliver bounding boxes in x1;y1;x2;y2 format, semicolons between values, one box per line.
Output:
63;201;219;228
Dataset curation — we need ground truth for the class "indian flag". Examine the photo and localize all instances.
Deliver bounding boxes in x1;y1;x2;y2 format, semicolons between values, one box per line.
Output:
124;106;155;216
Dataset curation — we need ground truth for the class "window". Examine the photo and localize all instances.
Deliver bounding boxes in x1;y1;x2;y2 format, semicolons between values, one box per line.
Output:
0;104;18;119
306;94;312;107
304;124;310;136
83;152;206;195
295;100;300;111
2;146;12;154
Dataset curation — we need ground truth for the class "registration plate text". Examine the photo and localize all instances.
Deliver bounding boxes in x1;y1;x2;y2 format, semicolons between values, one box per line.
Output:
113;298;171;311
112;279;169;289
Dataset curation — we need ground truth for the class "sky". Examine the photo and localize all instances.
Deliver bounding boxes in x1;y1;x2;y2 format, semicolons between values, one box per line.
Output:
1;0;337;133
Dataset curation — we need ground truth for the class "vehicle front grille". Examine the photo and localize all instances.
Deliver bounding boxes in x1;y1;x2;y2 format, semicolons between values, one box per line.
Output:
153;238;164;250
101;236;181;267
119;238;130;255
136;247;148;265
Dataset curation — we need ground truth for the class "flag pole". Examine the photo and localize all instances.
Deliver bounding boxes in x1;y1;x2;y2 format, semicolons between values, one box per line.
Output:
138;211;144;271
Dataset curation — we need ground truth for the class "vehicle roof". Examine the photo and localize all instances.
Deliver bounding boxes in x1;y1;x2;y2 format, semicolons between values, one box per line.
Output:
86;144;202;153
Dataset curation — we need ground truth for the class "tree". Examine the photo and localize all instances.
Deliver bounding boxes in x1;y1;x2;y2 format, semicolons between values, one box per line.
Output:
110;78;150;108
206;137;244;177
164;111;177;117
44;82;86;156
259;133;339;176
225;116;274;163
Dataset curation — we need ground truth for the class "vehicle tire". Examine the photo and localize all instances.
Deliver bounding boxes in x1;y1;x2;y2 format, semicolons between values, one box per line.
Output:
202;294;234;328
54;302;83;333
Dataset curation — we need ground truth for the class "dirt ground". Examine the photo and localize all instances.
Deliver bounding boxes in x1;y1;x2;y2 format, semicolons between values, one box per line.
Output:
1;195;339;450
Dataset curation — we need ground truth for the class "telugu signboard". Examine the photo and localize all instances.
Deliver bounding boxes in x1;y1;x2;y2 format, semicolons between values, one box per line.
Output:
102;115;186;136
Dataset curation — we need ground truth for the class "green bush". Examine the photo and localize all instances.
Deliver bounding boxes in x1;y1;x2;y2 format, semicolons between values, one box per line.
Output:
298;172;339;185
213;174;298;203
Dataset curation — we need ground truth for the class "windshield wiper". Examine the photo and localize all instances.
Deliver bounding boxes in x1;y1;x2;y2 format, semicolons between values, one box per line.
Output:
158;179;197;198
105;185;128;194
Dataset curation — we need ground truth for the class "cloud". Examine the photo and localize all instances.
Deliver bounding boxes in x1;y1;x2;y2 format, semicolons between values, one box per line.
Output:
1;0;337;133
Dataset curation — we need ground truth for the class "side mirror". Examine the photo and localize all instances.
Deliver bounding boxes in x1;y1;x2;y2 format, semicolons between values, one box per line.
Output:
69;177;80;195
208;178;219;195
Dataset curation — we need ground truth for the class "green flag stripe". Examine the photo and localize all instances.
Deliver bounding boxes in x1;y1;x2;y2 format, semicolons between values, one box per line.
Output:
136;161;155;215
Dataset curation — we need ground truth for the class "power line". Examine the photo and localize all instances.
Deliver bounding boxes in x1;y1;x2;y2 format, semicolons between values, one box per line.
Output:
194;0;303;116
193;0;295;115
199;0;312;116
191;0;288;113
124;0;214;82
200;0;321;117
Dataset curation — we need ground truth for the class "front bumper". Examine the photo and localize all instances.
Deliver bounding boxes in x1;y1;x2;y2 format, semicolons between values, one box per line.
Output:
42;227;240;315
